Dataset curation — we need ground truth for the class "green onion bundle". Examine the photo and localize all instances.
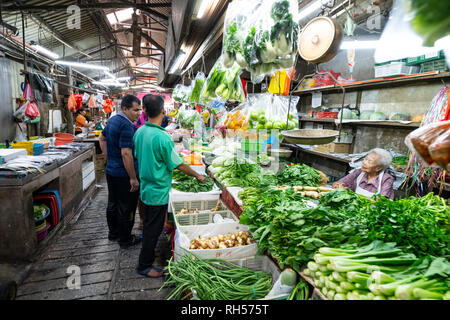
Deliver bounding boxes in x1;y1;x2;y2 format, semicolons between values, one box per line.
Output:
160;254;273;300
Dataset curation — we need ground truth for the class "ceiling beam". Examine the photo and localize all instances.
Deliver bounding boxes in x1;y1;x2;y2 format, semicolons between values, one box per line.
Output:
1;3;171;11
110;25;167;33
26;13;92;59
140;32;165;53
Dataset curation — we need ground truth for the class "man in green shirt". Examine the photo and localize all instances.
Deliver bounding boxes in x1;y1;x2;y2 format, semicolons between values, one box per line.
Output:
134;94;206;278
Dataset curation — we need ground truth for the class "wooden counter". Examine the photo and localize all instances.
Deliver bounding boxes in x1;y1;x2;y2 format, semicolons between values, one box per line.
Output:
0;145;97;262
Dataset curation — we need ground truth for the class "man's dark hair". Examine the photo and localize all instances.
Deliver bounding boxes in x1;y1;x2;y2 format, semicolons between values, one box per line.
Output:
121;94;141;109
142;94;164;118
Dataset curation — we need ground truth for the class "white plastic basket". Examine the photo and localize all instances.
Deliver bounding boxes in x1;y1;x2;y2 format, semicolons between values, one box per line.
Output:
171;199;224;215
175;209;239;228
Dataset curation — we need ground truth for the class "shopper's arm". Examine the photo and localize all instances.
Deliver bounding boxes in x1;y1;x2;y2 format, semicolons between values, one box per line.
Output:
99;133;107;157
176;163;206;183
121;148;139;192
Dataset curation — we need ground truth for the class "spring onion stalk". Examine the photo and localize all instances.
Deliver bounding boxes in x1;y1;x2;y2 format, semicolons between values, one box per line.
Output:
318;264;329;272
369;271;396;284
412;288;444;300
335;286;345;294
373;295;387;300
303;268;311;277
332;271;346;283
326;290;336;300
377;276;423;296
395;279;442;300
340;281;356;291
334;293;347;300
346;271;370;284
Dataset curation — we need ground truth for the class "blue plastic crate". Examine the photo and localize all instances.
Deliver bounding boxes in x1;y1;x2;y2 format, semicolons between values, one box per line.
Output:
33;143;44;156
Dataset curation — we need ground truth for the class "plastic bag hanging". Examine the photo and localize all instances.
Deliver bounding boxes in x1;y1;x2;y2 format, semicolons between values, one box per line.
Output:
25;101;40;120
188;72;206;105
88;94;96;108
13;100;30;122
68;93;77;113
23;82;34;101
103;98;113;113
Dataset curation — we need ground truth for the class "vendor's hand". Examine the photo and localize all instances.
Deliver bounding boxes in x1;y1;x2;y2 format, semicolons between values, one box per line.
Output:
130;178;140;192
196;175;207;183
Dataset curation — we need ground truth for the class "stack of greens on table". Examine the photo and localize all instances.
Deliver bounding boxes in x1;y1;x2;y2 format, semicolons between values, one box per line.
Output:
239;186;450;273
208;155;277;188
392;155;409;166
239;188;368;270
172;170;214;193
276;164;322;187
160;253;272;300
303;240;450;300
174;110;201;129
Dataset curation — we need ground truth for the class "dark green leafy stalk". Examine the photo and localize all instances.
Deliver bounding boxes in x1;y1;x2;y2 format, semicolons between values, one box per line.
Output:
223;22;240;59
172;171;214;193
277;164;322;187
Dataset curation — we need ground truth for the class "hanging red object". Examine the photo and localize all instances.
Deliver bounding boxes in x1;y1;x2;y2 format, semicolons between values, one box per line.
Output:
241;78;247;98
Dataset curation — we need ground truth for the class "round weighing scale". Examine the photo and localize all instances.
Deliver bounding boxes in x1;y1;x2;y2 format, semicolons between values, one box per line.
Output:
283;17;346;145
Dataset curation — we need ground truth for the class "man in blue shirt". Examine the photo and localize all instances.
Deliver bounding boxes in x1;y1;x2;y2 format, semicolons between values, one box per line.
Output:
99;95;143;249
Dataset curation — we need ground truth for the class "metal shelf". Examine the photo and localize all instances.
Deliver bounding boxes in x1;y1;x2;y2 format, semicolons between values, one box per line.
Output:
299;118;421;129
294;71;450;95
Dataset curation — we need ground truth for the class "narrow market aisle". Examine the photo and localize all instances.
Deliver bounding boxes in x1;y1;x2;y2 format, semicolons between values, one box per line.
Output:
16;175;172;300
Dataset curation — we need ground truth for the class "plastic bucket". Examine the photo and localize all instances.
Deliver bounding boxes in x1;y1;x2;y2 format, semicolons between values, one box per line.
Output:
36;223;51;242
53;133;74;146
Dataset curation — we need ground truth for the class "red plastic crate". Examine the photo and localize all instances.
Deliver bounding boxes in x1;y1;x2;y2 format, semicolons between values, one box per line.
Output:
33;195;60;230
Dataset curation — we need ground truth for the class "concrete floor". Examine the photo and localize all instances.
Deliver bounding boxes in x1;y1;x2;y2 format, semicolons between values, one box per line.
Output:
16;175;173;300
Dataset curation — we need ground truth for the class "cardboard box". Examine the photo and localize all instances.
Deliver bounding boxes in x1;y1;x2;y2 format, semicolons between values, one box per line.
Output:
314;142;351;154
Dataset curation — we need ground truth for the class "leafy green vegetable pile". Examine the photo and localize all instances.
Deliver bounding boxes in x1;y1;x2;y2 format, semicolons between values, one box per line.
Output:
209;156;277;188
172;85;190;103
172;170;214;193
239;187;450;272
276;164;322;187
303;241;450;300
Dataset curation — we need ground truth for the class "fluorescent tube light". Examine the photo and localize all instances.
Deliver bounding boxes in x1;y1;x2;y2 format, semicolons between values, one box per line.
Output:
107;8;138;25
168;51;186;74
31;44;59;59
298;0;324;20
104;71;116;79
55;60;109;71
196;0;209;19
116;76;131;81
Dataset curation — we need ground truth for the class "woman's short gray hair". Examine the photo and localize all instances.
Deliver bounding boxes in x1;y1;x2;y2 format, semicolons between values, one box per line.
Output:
369;148;392;170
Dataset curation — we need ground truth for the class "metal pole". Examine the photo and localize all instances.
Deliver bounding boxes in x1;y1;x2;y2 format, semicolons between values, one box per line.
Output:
21;12;26;72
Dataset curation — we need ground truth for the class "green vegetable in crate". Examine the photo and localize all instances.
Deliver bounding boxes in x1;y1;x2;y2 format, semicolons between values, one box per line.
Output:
160;253;273;300
338;109;355;120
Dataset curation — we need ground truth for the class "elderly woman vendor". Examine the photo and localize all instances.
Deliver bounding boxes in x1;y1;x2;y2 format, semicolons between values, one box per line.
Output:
332;148;395;199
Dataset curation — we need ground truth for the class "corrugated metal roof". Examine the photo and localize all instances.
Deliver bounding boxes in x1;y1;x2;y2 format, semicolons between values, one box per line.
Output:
1;0;171;81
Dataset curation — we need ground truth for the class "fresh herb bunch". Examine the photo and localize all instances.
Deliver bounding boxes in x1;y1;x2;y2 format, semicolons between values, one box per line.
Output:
392;155;409;166
277;164;322;187
319;189;372;215
172;171;214;193
359;193;450;258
